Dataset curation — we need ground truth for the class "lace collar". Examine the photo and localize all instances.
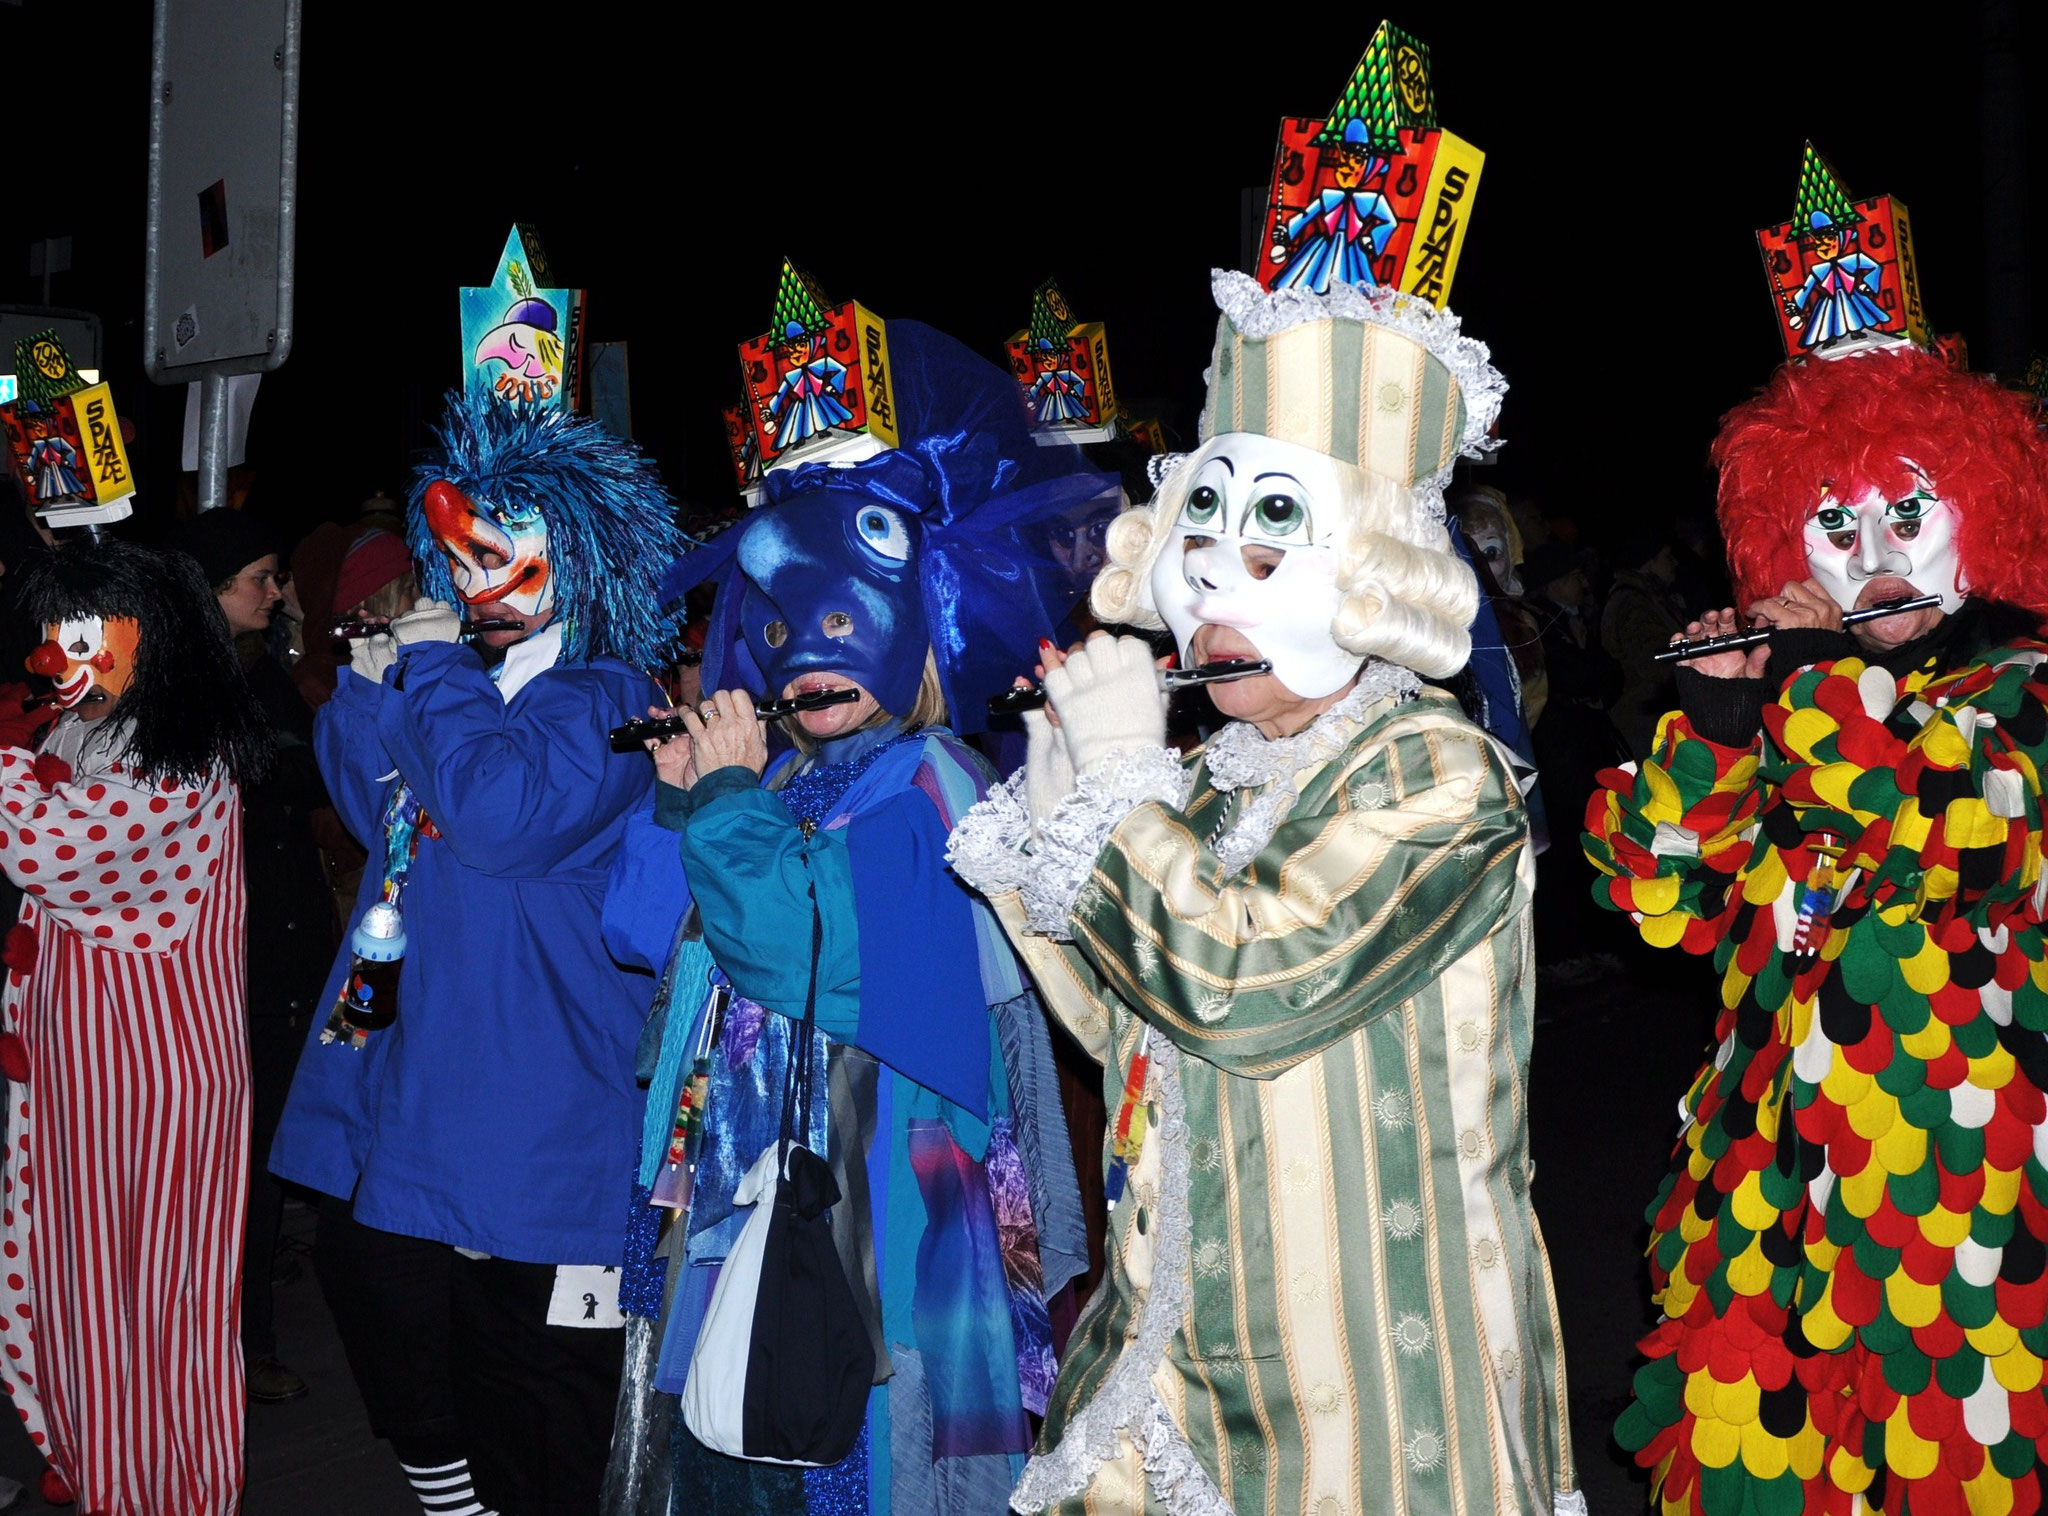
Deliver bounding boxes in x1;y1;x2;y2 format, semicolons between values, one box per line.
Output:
1201;659;1421;874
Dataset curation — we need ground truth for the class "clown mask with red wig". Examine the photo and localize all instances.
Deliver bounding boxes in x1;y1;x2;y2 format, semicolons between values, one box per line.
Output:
1713;347;2048;645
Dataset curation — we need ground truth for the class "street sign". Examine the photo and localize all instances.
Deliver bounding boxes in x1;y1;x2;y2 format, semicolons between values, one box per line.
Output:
144;0;301;383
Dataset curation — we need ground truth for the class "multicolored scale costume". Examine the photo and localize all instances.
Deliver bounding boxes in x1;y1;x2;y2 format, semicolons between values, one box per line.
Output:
1593;635;2048;1516
1589;337;2048;1515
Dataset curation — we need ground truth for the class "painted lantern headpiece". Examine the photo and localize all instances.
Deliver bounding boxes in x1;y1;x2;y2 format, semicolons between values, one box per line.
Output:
669;321;1120;732
407;391;688;671
1090;271;1501;692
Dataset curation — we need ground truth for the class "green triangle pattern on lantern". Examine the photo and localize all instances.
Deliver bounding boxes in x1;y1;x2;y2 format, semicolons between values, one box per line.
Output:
770;258;833;341
13;331;88;408
1027;279;1074;350
1792;143;1861;231
1315;20;1437;151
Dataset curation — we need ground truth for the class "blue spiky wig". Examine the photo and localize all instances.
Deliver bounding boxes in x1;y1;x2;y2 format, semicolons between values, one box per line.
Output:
408;391;687;671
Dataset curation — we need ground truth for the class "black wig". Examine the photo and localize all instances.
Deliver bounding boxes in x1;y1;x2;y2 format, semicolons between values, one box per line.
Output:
15;538;272;788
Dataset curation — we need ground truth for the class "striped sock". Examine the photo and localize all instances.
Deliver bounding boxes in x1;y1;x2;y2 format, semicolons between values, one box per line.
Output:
397;1456;498;1516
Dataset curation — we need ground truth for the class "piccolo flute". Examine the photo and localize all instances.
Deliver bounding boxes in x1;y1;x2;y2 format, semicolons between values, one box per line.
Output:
608;687;861;752
987;658;1273;716
330;617;527;640
1653;595;1940;663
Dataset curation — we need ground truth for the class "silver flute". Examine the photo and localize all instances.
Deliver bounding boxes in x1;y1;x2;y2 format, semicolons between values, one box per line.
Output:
1653;595;1940;663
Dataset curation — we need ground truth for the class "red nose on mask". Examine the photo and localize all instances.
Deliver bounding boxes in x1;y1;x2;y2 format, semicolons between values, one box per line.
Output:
25;642;66;678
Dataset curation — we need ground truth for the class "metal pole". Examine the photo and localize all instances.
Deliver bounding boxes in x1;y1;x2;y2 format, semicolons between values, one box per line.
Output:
196;375;230;512
1980;0;2030;378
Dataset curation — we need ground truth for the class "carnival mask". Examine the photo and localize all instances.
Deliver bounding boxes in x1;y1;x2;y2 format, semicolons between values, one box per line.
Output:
734;489;928;716
1466;522;1521;597
26;616;140;710
422;479;555;620
1802;466;1964;615
1145;434;1359;699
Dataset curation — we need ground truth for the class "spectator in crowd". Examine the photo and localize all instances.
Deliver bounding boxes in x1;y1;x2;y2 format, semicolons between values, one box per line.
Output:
171;509;338;1408
1521;540;1629;979
1599;524;1690;759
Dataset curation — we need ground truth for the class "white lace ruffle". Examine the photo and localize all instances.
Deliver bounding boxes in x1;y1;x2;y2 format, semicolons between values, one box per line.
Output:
1207;270;1505;484
1011;1040;1228;1515
1203;665;1418;874
1146;451;1189;491
1553;1490;1588;1516
946;769;1038;899
1018;747;1192;940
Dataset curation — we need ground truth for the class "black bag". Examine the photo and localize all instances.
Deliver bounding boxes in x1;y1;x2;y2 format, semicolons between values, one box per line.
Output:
681;897;874;1465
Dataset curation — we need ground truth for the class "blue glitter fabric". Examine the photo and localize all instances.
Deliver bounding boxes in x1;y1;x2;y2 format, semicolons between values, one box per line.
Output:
801;1418;870;1514
775;731;926;830
617;1180;666;1321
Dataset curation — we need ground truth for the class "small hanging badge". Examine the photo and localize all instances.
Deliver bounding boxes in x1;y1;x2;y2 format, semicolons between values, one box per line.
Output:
545;1263;624;1329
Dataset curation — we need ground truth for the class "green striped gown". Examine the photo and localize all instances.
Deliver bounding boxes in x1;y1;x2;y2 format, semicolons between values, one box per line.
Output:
986;693;1579;1515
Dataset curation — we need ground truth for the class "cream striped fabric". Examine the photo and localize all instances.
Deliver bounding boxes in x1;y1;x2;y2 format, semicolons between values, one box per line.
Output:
1202;316;1465;487
994;694;1575;1515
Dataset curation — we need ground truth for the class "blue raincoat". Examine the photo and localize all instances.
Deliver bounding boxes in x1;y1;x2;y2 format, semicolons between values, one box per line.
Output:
269;643;658;1264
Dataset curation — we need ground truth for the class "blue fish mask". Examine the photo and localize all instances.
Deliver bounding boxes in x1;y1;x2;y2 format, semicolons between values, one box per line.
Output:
735;487;930;716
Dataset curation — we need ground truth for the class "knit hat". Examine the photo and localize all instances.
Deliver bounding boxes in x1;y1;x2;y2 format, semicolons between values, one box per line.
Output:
332;528;413;614
168;509;280;589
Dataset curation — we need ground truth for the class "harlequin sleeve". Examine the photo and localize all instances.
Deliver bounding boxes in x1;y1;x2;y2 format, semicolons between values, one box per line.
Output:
375;643;653;875
1584;706;1764;955
0;747;233;951
1068;715;1526;1078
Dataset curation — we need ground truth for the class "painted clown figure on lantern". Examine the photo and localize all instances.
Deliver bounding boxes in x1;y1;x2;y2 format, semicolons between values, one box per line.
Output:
600;320;1110;1516
948;269;1579;1515
269;387;687;1516
0;538;271;1516
1588;185;2048;1513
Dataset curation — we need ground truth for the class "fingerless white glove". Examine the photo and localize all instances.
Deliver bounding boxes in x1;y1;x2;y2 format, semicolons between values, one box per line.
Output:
1044;634;1167;777
391;598;463;647
1021;704;1076;842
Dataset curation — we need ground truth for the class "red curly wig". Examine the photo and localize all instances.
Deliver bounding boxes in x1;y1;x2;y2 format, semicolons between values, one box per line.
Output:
1713;347;2048;618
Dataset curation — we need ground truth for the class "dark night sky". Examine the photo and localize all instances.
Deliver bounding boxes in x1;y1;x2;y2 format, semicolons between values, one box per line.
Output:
2;2;2043;550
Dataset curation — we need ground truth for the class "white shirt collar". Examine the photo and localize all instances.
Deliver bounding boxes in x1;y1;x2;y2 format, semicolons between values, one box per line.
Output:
494;621;565;704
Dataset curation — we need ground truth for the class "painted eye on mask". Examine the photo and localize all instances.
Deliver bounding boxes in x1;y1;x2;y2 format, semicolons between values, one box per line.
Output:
1247;493;1310;542
855;506;910;563
1180;485;1223;529
1812;504;1856;549
1886;493;1931;540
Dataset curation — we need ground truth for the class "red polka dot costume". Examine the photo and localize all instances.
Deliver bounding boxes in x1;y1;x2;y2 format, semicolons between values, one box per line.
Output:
0;736;248;1515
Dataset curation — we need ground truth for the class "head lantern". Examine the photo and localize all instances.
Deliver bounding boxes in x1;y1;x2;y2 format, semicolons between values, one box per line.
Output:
670;321;1119;732
1091;271;1500;693
407;392;688;670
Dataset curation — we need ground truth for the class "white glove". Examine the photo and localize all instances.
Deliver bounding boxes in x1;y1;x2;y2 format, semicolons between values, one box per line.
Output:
391;598;463;648
1021;703;1075;841
349;632;398;684
1043;634;1167;778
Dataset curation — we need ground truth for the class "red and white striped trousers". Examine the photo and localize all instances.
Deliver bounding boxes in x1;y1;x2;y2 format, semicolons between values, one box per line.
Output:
0;814;250;1515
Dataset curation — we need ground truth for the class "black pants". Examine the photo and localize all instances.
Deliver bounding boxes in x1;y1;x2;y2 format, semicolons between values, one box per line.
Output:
314;1194;624;1516
242;1010;307;1359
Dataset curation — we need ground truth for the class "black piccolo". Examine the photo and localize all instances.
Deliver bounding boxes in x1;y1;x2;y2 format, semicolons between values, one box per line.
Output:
331;617;527;640
608;687;861;752
987;658;1273;716
1653;594;1941;663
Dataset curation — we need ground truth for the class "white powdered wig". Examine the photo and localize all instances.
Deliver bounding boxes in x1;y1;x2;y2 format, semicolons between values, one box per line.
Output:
1091;435;1479;681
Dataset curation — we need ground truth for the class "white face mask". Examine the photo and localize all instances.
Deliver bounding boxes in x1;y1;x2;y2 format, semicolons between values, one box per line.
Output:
1801;467;1965;615
1465;523;1520;596
1143;434;1361;699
